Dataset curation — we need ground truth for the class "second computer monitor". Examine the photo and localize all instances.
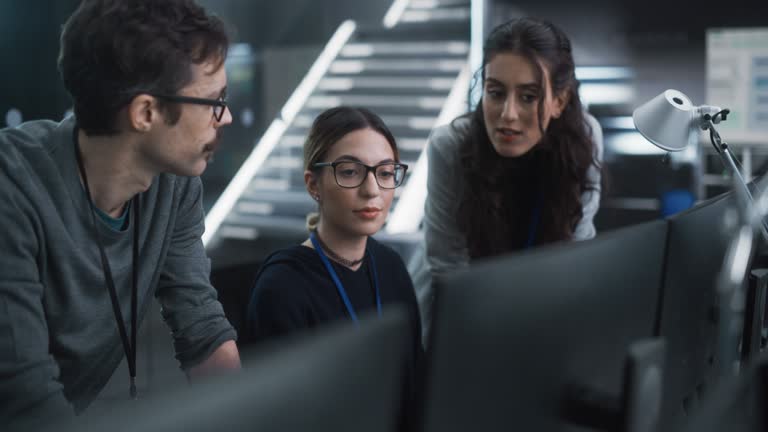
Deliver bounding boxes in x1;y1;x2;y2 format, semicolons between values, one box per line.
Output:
657;192;738;428
422;219;669;431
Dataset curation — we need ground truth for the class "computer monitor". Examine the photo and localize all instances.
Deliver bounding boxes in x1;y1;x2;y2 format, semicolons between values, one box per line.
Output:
706;27;768;146
56;308;412;432
656;192;738;429
422;219;669;432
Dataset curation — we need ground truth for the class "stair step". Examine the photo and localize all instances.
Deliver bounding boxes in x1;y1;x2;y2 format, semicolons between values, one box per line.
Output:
305;94;446;110
317;76;456;92
298;103;443;117
329;58;465;74
400;7;470;23
221;215;307;239
275;132;426;153
409;0;470;8
207;3;474;247
352;23;470;44
340;41;469;57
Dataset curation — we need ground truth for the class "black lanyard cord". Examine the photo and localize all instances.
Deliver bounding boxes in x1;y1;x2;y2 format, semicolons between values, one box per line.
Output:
73;127;140;399
130;197;140;398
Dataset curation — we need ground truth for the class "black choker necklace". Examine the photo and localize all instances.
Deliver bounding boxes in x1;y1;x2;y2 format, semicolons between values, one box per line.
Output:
314;232;365;267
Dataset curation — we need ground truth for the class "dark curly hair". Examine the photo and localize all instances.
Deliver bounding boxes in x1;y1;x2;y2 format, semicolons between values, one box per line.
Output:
58;0;229;136
456;17;600;259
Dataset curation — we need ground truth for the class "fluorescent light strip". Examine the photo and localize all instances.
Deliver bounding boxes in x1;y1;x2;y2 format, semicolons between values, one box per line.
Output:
599;116;636;130
281;20;356;123
204;20;356;246
383;0;410;28
579;83;634;105
606;131;666;155
202;119;287;246
387;61;471;234
575;66;634;81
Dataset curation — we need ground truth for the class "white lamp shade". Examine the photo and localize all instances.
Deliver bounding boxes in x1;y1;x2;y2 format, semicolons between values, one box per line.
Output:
632;89;696;152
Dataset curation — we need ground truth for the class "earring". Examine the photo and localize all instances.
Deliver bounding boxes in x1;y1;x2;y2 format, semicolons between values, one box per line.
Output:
313;194;320;201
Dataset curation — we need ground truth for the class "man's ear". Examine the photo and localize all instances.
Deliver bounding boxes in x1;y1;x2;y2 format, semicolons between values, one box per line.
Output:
127;95;158;132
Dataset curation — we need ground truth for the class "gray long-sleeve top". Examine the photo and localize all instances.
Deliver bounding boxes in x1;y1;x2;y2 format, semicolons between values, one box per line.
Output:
0;117;236;425
411;114;603;341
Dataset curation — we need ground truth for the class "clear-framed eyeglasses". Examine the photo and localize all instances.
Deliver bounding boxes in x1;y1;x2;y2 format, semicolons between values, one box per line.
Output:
312;161;408;189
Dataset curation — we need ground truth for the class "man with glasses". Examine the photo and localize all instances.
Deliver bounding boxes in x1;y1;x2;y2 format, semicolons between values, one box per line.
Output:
0;0;240;428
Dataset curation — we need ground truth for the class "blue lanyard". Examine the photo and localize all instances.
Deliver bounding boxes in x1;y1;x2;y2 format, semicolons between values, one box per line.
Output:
310;232;382;324
525;194;542;249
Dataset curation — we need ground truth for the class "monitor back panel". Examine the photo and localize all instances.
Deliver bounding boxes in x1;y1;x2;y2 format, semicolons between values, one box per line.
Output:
423;220;669;432
658;192;735;428
64;309;411;432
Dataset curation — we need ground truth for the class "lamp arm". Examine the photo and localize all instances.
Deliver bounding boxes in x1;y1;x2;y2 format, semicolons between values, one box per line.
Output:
704;119;768;242
715;140;768;241
720;144;755;201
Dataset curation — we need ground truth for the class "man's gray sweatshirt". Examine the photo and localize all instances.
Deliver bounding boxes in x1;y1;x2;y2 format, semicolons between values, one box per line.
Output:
0;117;236;424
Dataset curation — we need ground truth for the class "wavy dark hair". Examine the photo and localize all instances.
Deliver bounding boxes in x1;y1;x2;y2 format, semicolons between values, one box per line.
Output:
303;106;400;231
58;0;229;136
456;17;600;259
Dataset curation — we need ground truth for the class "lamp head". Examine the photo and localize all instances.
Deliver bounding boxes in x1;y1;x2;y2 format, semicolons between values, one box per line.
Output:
632;89;722;152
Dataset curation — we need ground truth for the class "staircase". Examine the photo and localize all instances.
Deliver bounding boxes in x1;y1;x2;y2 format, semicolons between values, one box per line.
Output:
205;0;470;266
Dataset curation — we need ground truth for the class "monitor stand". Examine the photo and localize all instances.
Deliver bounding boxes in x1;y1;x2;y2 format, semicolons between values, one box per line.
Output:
562;338;665;432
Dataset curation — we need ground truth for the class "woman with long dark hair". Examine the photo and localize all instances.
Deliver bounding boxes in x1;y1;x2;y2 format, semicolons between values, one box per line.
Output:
414;17;603;339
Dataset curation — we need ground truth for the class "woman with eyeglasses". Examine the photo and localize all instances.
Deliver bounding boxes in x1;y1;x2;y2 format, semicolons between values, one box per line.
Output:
247;106;421;347
247;107;422;429
410;17;604;342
